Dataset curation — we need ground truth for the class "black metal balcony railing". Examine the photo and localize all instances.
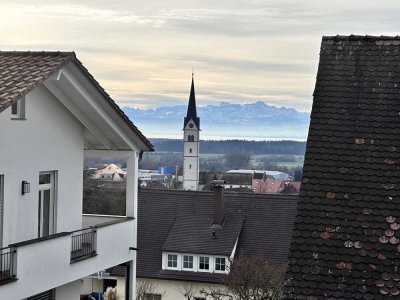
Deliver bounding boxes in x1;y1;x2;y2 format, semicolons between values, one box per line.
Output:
70;227;97;262
0;247;16;283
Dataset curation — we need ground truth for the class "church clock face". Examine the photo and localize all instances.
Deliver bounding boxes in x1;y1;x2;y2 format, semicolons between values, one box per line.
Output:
189;123;194;128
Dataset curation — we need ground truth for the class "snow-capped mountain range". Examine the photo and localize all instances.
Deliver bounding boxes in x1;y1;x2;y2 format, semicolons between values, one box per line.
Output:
122;101;310;140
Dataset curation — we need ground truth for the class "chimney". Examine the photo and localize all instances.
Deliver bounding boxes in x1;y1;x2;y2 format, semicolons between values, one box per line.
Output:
212;179;225;226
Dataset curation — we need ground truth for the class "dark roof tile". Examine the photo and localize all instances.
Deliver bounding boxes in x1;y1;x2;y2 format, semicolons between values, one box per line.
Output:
285;35;400;299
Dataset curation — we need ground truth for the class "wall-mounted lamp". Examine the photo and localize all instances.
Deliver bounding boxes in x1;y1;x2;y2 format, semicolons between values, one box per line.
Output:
21;181;30;195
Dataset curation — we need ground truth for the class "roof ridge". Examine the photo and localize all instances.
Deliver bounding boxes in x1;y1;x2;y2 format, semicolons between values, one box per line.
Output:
140;188;298;199
323;34;400;41
0;50;76;57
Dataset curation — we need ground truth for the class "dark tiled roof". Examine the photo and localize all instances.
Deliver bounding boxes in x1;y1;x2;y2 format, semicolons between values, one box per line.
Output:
0;51;153;151
285;35;400;299
162;215;244;256
137;188;298;283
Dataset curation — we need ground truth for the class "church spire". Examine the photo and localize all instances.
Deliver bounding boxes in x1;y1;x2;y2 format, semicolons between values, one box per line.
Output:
184;74;200;129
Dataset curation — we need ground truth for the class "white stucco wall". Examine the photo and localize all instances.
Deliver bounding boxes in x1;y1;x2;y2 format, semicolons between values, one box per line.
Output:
0;84;84;246
0;218;135;299
56;279;82;300
183;121;199;190
137;278;233;300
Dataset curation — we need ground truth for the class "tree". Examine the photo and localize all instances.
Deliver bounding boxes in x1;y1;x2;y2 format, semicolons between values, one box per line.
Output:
224;256;285;300
292;167;303;181
175;282;199;300
224;152;251;170
136;280;165;300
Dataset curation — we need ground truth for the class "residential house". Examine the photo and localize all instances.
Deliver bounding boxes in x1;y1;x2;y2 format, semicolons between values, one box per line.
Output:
131;187;297;300
285;35;400;298
93;163;127;181
0;51;153;299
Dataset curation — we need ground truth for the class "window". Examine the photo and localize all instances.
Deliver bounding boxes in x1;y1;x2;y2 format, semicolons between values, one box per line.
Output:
188;135;194;142
189;148;192;153
183;255;194;269
27;289;55;300
215;257;226;272
145;294;162;300
167;254;178;268
199;256;209;270
189;164;192;169
11;97;26;120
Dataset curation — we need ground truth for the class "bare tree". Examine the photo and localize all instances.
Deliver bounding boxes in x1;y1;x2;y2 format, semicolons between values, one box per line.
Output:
175;282;199;300
200;287;233;300
224;256;286;300
136;280;165;300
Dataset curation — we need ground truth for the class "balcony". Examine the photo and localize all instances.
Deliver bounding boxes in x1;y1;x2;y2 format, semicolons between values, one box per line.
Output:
70;227;97;262
0;215;135;299
0;247;16;285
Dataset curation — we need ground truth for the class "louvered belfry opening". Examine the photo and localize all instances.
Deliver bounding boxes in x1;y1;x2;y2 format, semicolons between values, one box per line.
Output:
212;180;225;226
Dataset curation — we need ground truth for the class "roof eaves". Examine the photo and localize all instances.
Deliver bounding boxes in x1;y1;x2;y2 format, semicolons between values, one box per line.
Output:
322;34;400;41
70;57;154;151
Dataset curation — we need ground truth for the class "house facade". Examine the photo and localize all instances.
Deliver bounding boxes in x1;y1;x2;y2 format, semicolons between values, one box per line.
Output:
0;51;153;299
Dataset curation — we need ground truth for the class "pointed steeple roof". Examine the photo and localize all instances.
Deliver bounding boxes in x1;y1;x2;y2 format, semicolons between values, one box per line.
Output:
184;74;200;129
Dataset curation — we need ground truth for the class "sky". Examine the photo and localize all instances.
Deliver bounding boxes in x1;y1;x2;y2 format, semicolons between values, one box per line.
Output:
1;0;400;112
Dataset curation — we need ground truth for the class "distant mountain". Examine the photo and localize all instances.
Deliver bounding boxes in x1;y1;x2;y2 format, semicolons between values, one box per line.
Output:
122;101;310;140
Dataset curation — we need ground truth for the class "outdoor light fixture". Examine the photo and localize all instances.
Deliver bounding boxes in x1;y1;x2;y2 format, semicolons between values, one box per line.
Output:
21;181;30;195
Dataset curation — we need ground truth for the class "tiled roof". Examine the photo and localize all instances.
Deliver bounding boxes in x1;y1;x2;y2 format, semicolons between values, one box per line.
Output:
0;51;72;112
0;51;153;151
137;188;298;283
162;215;244;256
285;35;400;299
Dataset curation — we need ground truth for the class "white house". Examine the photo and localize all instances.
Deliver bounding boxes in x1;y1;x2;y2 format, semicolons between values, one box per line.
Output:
0;51;153;299
94;163;127;181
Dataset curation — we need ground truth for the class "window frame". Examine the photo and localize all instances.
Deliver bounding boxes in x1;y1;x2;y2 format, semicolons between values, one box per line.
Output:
182;254;194;270
214;257;226;273
11;96;26;120
166;253;179;270
198;256;210;272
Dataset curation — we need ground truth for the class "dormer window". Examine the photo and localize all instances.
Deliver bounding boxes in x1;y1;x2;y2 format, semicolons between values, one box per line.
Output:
163;252;229;273
167;254;178;269
215;257;226;272
199;256;210;271
11;97;26;120
183;255;194;270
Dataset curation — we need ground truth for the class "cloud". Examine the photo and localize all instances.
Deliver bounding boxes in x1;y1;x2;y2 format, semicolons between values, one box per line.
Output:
1;0;400;115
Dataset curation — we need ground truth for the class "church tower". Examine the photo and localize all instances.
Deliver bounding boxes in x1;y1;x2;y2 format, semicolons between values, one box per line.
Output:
183;74;200;190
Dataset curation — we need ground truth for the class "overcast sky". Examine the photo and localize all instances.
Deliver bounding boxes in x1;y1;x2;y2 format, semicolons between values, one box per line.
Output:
1;0;399;112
